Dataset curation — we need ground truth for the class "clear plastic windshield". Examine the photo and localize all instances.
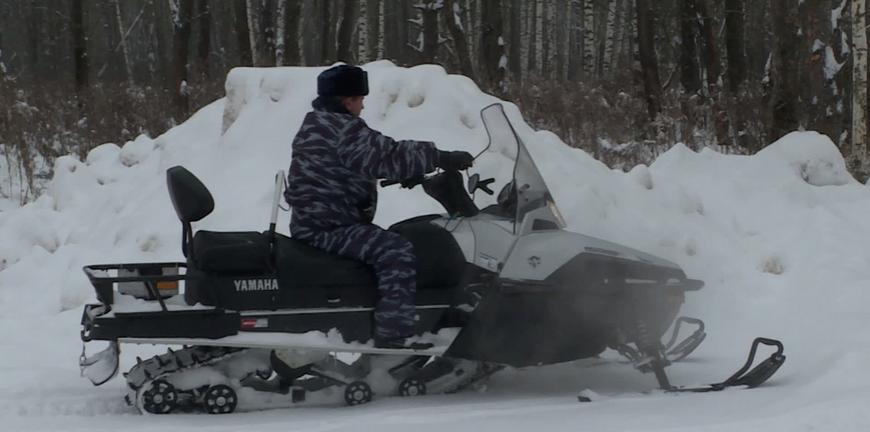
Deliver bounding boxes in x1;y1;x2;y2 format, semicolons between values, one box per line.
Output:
470;104;565;233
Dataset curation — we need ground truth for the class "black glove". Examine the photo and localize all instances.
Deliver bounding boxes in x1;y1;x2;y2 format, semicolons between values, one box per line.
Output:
436;150;474;171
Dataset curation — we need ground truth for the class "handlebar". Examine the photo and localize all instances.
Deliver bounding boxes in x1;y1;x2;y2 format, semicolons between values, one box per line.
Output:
379;173;439;189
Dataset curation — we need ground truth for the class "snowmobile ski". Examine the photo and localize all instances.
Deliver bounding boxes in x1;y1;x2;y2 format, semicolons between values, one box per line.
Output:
666;337;786;393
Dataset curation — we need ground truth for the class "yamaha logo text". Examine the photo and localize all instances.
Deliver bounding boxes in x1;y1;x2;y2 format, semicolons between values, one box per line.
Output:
234;278;280;292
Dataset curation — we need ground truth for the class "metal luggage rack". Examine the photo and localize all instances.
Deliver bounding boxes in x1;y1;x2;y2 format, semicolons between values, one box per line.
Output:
83;262;190;312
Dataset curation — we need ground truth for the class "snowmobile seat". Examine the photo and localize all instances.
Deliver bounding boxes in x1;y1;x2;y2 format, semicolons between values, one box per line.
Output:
192;230;272;273
273;234;375;288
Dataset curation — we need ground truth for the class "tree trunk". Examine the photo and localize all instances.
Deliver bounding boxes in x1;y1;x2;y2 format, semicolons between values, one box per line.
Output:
72;0;89;92
602;0;618;76
376;0;384;58
695;0;728;145
769;0;800;142
679;0;700;93
421;1;440;64
724;0;746;92
509;0;523;81
366;0;380;60
800;0;834;138
172;0;193;120
336;0;357;63
275;0;287;65
851;0;868;170
113;0;134;85
534;0;543;73
246;0;263;66
195;0;210;77
357;0;368;63
481;0;505;92
567;0;582;79
234;0;252;66
284;0;301;65
320;0;334;64
527;0;538;74
583;0;595;76
635;0;661;119
561;0;573;80
444;0;476;80
541;0;551;78
696;0;720;90
262;0;276;65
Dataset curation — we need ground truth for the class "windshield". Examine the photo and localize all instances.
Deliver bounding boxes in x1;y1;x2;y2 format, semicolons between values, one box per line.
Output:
470;104;565;233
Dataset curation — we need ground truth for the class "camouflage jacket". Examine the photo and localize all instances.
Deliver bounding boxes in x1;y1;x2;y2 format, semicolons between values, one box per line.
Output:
285;109;438;237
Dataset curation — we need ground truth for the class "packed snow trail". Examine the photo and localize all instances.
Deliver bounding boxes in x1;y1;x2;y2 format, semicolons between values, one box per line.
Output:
1;62;869;431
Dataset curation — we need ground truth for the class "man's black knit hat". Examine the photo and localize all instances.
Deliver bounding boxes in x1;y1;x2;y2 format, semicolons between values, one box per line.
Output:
317;65;369;97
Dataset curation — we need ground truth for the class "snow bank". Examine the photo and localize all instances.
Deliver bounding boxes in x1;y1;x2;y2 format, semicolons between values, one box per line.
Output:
2;61;870;430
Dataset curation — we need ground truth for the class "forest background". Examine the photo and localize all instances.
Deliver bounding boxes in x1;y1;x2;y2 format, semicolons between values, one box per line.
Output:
1;0;867;204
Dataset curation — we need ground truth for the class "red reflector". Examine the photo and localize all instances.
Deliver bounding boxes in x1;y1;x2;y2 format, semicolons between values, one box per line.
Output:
240;318;268;329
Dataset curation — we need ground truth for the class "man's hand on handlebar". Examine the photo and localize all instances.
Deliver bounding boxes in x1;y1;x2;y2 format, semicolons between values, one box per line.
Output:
436;150;474;171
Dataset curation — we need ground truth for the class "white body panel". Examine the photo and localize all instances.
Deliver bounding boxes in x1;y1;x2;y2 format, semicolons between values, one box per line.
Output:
500;230;681;281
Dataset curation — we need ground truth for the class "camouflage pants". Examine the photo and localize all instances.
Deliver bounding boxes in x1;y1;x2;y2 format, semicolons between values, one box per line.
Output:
297;224;417;339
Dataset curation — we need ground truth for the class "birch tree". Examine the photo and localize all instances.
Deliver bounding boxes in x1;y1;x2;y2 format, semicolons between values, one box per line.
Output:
113;0;134;85
583;0;595;76
481;0;505;92
444;0;476;80
276;0;287;65
544;0;557;79
534;0;543;72
602;0;618;76
246;0;262;66
377;0;384;58
509;0;523;81
357;0;368;63
561;0;573;80
409;1;441;64
526;0;539;74
851;0;867;169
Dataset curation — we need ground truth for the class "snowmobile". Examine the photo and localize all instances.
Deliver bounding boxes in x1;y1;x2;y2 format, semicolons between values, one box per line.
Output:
79;103;785;414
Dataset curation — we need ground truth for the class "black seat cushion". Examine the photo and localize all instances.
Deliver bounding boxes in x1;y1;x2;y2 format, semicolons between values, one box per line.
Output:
192;230;271;273
274;234;376;288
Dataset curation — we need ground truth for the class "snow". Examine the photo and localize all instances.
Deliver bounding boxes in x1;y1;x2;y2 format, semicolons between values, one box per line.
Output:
2;61;870;430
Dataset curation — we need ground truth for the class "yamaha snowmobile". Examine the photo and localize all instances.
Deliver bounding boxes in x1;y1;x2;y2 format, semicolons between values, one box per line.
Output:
79;103;785;414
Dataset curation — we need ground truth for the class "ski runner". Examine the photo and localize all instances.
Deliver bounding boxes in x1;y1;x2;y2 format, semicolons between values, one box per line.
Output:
285;64;474;349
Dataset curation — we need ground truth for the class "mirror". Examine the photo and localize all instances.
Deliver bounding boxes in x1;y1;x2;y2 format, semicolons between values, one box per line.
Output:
467;173;479;195
467;173;496;196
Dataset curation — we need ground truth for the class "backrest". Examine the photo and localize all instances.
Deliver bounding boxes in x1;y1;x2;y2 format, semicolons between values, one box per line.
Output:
166;166;214;223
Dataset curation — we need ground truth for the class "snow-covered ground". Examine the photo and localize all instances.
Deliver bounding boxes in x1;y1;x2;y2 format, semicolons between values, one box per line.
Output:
2;62;870;431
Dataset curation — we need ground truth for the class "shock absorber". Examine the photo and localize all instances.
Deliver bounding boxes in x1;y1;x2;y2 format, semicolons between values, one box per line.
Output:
633;313;673;390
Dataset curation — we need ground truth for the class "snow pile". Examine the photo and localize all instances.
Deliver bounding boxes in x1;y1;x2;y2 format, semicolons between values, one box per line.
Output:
1;62;870;431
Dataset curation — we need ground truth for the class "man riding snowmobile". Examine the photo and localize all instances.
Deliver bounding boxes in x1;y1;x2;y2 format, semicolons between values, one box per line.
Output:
284;64;475;349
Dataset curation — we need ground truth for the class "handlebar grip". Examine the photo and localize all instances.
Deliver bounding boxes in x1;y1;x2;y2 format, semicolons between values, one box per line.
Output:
380;179;400;187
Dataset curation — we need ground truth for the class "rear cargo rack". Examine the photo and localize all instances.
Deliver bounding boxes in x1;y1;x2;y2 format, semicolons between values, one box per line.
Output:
83;263;189;312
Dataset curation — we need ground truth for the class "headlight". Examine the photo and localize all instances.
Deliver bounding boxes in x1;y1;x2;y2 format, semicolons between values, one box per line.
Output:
547;197;567;228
